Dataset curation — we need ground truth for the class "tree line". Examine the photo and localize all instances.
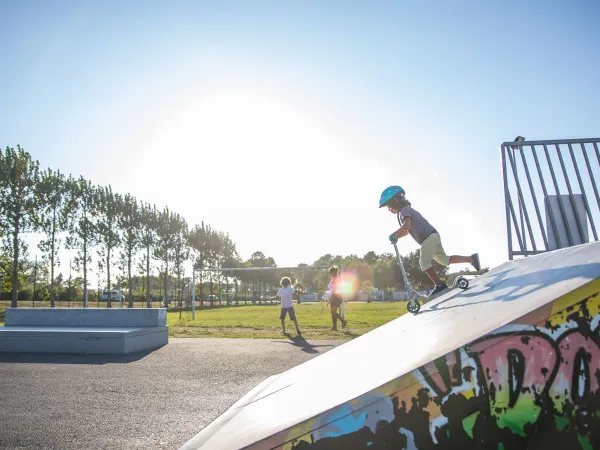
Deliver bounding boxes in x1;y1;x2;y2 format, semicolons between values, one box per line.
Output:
1;145;484;308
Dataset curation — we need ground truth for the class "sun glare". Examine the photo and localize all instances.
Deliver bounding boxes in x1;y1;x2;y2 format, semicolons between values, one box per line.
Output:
134;91;361;208
122;89;396;265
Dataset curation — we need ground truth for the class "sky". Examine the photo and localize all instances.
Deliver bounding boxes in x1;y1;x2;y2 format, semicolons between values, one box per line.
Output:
1;0;599;282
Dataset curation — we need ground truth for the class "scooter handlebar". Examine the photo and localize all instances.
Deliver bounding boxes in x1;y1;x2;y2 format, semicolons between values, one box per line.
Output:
389;234;398;244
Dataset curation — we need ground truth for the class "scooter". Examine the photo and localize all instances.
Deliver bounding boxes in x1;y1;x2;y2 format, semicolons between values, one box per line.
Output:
390;234;469;314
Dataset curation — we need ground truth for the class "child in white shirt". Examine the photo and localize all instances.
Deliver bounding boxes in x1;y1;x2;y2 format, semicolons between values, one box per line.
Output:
268;277;302;336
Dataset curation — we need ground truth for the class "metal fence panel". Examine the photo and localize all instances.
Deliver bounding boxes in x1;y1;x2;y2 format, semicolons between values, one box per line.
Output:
501;138;600;259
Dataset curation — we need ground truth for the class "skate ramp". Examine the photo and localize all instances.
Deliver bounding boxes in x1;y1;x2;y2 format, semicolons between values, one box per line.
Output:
180;242;600;449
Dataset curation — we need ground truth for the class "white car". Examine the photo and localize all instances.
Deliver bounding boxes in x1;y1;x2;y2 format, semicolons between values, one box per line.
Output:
100;290;125;302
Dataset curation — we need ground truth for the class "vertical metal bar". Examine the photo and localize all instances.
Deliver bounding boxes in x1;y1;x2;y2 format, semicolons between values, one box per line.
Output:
544;144;574;246
555;143;587;243
532;146;561;249
519;145;549;249
507;192;526;253
514;147;526;250
581;142;600;215
507;147;537;252
502;146;514;259
568;143;597;240
503;145;526;254
595;142;600;168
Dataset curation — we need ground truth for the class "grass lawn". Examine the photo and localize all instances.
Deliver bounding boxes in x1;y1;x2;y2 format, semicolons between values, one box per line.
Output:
0;301;410;340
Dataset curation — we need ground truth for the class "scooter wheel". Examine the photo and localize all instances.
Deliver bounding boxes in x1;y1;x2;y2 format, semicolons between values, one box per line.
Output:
456;276;469;290
407;301;420;314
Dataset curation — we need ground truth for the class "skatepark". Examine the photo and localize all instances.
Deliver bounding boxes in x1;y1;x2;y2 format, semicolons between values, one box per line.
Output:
1;137;599;449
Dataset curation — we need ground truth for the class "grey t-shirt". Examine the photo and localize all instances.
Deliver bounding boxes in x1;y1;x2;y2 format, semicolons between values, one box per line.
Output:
398;207;437;244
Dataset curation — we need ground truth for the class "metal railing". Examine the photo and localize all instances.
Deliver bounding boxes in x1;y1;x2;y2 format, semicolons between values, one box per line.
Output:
501;138;600;260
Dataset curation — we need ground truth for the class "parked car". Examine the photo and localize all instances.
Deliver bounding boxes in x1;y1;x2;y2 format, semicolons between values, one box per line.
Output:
205;295;220;304
99;290;125;302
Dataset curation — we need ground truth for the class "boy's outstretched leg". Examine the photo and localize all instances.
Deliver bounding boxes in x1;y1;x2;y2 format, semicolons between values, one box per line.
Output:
448;253;481;272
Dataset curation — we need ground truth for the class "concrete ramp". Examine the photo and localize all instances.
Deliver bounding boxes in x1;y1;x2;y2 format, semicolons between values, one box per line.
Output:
180;242;600;450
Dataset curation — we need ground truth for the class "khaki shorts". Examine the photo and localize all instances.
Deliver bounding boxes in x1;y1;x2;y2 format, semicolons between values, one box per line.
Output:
420;232;450;270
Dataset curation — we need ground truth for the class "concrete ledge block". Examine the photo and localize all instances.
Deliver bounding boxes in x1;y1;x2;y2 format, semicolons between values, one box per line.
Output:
0;326;168;354
5;308;167;328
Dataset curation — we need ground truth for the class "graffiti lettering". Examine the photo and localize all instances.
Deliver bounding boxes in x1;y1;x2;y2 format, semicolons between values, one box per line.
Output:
289;296;600;450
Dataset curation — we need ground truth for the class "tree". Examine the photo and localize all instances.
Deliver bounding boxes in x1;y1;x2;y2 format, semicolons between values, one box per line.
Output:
219;233;240;303
95;186;121;307
244;251;278;301
154;207;177;305
117;194;141;308
139;203;158;307
362;280;374;302
363;251;379;265
0;146;40;307
65;177;98;307
188;222;214;304
373;253;400;290
310;254;343;290
36;168;71;307
170;213;189;308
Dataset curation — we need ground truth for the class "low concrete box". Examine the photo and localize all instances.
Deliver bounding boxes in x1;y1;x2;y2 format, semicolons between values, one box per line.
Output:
0;308;168;355
5;308;167;328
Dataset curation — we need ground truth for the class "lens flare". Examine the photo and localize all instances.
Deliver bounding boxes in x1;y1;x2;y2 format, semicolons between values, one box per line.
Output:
337;272;359;294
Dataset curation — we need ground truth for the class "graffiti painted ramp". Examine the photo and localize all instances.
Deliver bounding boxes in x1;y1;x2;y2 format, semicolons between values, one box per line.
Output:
180;242;600;450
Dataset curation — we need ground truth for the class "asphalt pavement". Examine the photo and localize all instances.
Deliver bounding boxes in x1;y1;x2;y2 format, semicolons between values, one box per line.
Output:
0;337;342;450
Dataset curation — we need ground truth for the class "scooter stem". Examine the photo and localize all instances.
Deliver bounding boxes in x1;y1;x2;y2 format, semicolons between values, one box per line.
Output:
392;241;413;292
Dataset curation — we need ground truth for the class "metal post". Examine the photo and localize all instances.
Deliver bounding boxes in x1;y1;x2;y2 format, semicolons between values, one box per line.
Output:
581;143;600;216
502;146;513;259
519;146;549;249
568;143;597;241
0;271;4;304
513;146;527;251
191;269;196;320
531;148;561;249
555;143;587;243
507;148;537;252
33;255;37;308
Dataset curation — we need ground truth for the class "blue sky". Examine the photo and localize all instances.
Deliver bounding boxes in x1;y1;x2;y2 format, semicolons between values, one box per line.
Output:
1;1;599;278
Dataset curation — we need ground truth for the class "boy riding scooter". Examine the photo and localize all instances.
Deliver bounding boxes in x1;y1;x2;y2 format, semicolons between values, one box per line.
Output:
379;185;480;297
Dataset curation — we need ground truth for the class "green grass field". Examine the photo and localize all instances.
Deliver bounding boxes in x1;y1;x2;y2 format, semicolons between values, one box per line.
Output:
0;301;409;340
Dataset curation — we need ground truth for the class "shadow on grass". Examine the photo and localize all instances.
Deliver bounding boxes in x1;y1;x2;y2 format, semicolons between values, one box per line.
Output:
0;346;163;365
340;330;361;339
273;335;337;354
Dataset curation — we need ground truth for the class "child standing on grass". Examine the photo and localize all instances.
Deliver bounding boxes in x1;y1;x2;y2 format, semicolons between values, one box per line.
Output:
327;266;347;331
268;277;302;336
379;185;481;297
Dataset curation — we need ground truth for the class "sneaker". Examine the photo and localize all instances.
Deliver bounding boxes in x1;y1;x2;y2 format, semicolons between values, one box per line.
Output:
471;253;481;272
430;284;448;297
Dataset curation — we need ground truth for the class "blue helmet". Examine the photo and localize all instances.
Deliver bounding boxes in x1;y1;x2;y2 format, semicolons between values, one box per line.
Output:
379;185;405;208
